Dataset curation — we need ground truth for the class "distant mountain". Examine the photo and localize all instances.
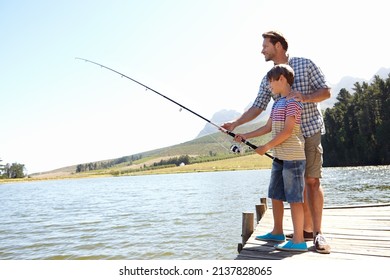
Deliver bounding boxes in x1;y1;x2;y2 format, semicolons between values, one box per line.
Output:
323;67;390;108
199;68;390;137
196;100;274;138
323;76;366;108
196;109;241;138
374;67;390;79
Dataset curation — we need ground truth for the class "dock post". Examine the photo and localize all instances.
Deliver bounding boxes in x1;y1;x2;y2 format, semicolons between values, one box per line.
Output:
238;212;254;253
260;197;267;210
256;198;268;223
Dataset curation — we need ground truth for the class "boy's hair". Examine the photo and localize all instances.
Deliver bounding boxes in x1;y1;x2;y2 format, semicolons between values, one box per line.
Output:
267;64;295;86
262;31;288;51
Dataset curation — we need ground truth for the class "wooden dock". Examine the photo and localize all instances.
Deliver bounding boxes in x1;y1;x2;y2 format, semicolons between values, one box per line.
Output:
236;200;390;260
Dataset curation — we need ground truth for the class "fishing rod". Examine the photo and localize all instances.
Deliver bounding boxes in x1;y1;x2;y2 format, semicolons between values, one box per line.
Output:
75;57;282;164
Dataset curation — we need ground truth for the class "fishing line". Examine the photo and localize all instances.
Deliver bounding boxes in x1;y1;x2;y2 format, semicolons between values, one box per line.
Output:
208;132;241;154
75;57;282;164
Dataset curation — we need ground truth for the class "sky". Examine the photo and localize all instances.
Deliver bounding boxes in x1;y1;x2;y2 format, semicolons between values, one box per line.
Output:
1;0;389;174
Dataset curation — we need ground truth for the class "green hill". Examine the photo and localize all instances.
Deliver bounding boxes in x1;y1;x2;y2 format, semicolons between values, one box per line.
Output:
31;121;272;179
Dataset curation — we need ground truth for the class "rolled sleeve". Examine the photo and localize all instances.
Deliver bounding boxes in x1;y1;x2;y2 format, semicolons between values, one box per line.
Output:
252;75;273;110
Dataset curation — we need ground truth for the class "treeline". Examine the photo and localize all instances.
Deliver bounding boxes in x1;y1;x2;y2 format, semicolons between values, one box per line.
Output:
76;155;142;173
152;155;190;167
323;75;390;166
76;152;241;174
0;159;26;179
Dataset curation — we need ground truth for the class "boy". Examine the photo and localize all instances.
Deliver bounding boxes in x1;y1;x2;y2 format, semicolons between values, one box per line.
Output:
235;64;307;251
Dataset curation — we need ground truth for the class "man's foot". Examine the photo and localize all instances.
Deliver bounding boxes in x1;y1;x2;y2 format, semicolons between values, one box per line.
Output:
314;233;331;254
285;230;313;241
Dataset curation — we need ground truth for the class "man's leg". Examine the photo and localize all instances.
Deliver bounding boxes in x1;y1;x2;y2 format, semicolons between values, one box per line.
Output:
302;187;313;233
304;132;330;253
306;177;323;234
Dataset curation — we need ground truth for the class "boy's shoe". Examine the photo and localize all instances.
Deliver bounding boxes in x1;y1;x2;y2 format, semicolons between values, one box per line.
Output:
255;232;285;242
274;240;308;252
285;230;314;241
314;233;331;254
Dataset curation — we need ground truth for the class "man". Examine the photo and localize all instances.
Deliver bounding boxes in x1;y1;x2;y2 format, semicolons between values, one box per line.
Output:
222;31;331;253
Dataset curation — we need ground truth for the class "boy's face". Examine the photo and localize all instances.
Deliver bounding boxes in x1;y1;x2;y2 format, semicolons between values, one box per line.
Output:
269;77;283;94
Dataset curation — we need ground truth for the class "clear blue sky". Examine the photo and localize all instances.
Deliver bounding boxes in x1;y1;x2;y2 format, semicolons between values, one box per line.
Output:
1;0;389;173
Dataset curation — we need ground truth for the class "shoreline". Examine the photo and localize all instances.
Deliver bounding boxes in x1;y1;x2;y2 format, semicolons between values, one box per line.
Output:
0;154;273;184
2;159;389;185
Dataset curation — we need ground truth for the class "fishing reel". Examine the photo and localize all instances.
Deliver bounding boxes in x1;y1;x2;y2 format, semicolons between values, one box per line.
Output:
230;144;241;154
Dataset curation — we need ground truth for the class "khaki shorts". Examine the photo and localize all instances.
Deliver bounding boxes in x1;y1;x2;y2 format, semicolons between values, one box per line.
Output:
304;132;323;178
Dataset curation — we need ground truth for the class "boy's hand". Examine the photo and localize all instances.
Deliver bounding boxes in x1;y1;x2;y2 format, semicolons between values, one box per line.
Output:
234;134;245;143
255;145;269;155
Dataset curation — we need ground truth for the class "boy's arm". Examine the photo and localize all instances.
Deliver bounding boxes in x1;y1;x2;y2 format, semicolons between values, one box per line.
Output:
255;115;295;155
234;117;272;141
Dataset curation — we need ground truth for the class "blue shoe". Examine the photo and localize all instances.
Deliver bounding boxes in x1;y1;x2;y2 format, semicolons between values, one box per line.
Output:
274;240;308;252
255;232;285;242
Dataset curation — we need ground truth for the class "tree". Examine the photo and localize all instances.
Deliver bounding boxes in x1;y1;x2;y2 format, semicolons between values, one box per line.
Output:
323;75;390;166
2;163;26;178
0;158;5;176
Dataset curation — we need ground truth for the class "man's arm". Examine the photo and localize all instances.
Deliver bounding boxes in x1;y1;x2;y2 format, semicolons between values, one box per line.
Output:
221;106;263;131
234;117;272;142
289;88;331;103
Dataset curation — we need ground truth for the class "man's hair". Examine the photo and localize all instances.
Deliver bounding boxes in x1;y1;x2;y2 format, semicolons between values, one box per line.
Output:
267;64;294;86
262;31;288;51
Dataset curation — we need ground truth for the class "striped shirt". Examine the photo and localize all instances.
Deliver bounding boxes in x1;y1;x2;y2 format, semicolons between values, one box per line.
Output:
271;97;305;160
253;57;331;137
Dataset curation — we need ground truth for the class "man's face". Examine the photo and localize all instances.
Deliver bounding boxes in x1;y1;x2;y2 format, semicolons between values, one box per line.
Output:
261;37;277;62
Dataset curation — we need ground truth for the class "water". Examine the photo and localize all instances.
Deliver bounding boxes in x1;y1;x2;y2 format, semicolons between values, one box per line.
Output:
0;166;389;260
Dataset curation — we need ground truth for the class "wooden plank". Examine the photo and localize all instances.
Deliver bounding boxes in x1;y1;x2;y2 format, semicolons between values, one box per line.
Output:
236;203;390;260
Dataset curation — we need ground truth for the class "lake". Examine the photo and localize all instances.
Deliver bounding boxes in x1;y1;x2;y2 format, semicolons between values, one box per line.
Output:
0;166;389;260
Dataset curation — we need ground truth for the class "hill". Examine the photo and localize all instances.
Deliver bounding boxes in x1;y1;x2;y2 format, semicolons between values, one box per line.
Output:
30;120;271;179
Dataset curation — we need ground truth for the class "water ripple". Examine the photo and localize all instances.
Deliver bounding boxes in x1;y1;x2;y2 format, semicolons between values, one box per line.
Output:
0;167;388;259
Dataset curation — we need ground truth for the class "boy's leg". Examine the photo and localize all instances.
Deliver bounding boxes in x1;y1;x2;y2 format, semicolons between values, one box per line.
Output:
268;160;286;235
283;160;306;243
271;199;284;235
290;202;305;243
256;160;286;242
274;160;308;252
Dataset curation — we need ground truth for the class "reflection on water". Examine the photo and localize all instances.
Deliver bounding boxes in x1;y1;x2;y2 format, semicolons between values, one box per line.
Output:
322;165;390;205
0;165;388;260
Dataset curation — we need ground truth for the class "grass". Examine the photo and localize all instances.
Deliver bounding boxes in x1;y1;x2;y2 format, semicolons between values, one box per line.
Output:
94;153;272;176
0;153;272;184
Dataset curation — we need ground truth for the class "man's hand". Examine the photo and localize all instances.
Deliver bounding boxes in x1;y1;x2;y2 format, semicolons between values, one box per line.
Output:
221;121;236;132
288;90;305;102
